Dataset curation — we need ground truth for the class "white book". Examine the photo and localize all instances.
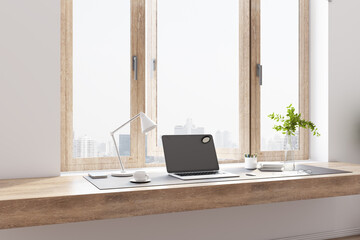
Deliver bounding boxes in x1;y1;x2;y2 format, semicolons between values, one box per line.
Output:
258;162;284;171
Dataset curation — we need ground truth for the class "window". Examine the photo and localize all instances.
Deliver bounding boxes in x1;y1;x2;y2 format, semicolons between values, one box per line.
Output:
73;0;131;160
61;0;148;171
146;0;242;164
61;0;309;171
250;0;309;161
260;0;299;152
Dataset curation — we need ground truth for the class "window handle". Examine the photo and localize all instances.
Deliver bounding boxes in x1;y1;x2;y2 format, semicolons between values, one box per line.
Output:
151;59;156;79
257;64;262;86
133;56;138;80
152;59;156;71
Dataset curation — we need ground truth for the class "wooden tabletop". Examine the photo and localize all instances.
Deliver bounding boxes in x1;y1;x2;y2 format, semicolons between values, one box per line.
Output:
1;162;360;229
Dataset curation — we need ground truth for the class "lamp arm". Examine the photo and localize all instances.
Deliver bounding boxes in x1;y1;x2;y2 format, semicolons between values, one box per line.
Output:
110;133;125;172
110;113;140;135
110;113;141;172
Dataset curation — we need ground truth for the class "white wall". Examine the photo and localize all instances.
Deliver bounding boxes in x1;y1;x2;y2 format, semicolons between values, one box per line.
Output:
0;0;60;179
1;0;360;240
329;0;360;163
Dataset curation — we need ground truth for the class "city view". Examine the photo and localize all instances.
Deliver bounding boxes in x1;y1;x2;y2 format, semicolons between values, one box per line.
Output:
73;117;300;160
73;118;238;159
261;130;300;151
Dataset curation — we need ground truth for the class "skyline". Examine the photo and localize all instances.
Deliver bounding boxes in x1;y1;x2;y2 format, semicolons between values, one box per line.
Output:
73;118;239;158
73;118;297;158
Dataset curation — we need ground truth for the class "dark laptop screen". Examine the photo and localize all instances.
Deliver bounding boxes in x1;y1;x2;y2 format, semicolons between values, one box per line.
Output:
162;135;220;173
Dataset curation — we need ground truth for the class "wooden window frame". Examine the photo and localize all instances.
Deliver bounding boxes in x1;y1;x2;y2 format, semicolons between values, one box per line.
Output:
61;0;309;171
145;0;250;166
250;0;309;161
61;0;147;171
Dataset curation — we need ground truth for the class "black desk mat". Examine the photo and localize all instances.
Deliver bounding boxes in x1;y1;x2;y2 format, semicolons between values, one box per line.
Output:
84;164;351;190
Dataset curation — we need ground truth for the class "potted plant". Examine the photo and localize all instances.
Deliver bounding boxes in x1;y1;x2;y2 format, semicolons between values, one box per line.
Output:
268;104;320;171
244;153;257;170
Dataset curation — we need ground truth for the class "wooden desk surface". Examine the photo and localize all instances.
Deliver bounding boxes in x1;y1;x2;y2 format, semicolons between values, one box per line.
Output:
1;162;360;229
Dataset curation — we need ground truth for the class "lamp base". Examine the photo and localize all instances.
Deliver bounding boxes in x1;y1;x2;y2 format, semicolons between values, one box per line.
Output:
111;171;133;177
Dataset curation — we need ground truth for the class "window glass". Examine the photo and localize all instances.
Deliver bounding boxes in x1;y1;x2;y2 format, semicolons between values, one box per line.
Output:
150;0;240;163
260;0;299;151
73;0;131;158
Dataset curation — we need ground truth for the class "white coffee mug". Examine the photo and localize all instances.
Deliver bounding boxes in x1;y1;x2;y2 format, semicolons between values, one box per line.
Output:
133;170;149;182
245;157;258;170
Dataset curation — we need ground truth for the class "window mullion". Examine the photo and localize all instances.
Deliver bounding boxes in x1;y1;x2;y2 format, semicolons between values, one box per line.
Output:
130;0;146;168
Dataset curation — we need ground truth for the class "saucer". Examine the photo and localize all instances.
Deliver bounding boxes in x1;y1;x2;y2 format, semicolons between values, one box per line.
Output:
130;178;151;183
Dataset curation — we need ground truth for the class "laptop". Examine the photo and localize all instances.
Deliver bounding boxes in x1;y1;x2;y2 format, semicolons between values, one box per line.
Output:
162;135;239;180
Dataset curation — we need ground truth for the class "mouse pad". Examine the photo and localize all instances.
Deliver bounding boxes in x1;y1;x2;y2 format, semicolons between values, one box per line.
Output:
84;165;351;190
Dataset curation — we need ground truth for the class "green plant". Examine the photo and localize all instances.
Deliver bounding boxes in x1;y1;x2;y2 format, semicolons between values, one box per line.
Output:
268;104;320;137
244;153;257;158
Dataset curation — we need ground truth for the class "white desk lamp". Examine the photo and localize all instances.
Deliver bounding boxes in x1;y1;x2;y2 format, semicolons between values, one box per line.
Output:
110;112;157;177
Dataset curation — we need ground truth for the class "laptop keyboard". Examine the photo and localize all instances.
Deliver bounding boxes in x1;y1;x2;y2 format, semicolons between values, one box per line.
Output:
176;171;219;177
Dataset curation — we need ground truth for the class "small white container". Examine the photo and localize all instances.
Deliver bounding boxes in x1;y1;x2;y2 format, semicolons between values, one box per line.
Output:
245;157;258;170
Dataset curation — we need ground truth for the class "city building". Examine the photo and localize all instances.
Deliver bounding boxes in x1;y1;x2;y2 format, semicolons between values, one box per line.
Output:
261;130;300;151
119;134;130;156
73;135;96;158
214;130;234;148
174;118;205;135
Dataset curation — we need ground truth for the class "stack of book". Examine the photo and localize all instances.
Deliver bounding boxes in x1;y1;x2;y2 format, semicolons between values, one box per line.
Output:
258;162;285;172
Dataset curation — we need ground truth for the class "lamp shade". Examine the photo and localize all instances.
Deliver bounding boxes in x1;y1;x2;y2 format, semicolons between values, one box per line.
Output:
139;112;157;133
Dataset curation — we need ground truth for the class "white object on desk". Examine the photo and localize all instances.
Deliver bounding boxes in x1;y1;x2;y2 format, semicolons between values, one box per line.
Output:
88;173;108;179
258;162;285;172
110;112;157;177
130;170;151;183
245;157;258;170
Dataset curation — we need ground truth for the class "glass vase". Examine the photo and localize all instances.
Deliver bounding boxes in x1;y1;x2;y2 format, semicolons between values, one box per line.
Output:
284;133;296;171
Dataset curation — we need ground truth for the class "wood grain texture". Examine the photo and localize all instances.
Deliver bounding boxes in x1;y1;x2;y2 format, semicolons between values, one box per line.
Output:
66;156;145;171
1;162;360;229
61;0;73;172
131;0;146;168
146;0;158;157
239;0;251;160
250;0;261;156
299;0;310;160
331;236;360;240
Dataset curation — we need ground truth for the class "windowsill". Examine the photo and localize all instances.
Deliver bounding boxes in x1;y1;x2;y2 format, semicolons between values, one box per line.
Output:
1;162;359;229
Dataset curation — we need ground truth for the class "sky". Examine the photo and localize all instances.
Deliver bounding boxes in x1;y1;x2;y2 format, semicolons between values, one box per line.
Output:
260;0;299;150
73;0;131;142
157;0;239;146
